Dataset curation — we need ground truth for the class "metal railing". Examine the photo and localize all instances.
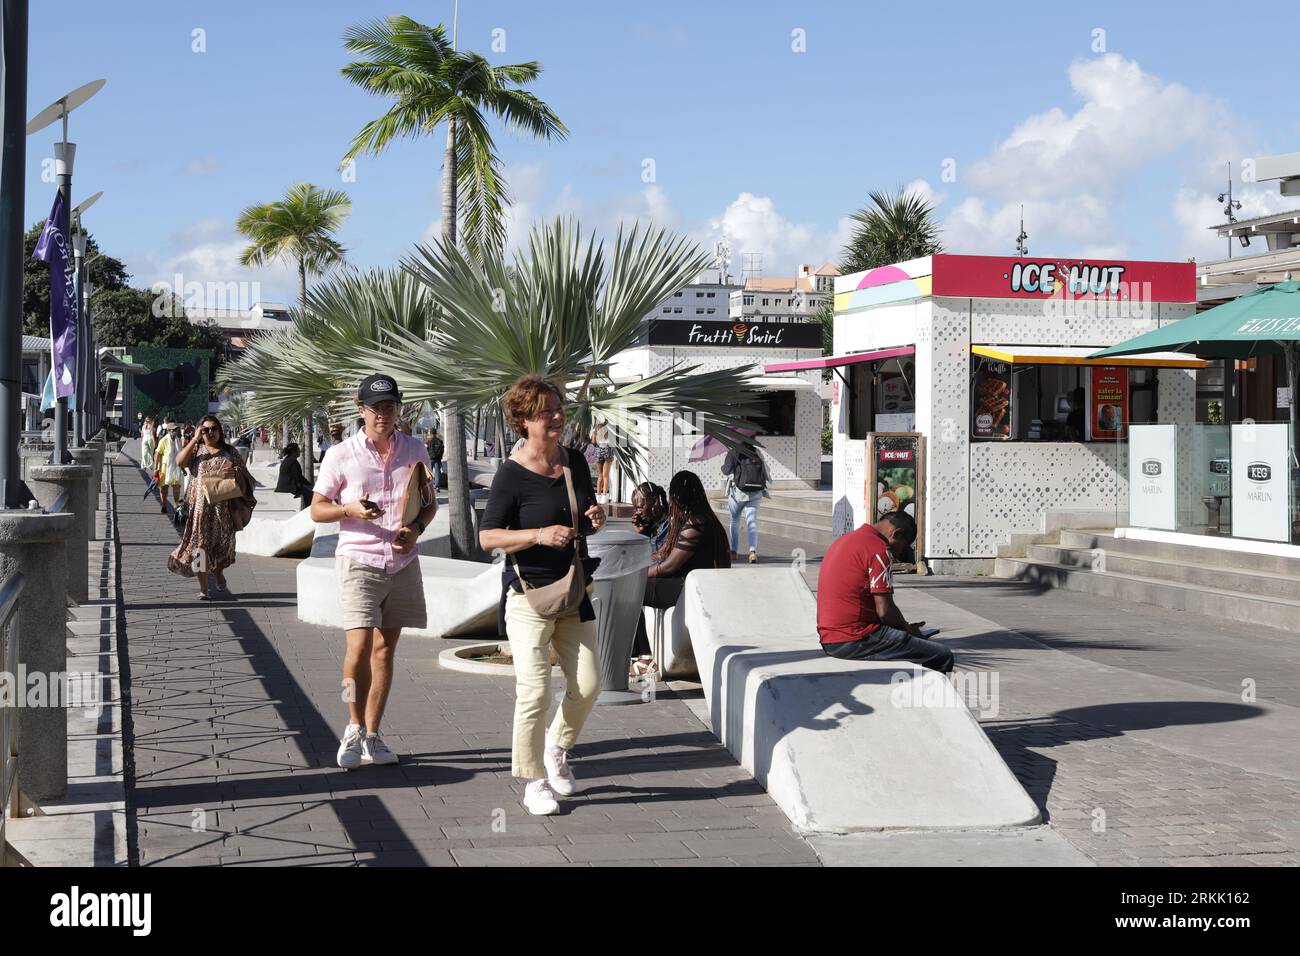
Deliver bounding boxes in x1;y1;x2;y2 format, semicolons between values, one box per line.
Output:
1;572;26;866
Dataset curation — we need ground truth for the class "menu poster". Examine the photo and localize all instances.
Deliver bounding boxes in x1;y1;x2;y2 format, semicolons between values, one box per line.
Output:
972;360;1012;440
1089;366;1128;440
1231;422;1290;543
1128;424;1177;530
865;433;927;571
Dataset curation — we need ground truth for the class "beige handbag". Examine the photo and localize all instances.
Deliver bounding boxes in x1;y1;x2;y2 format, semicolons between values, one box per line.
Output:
510;450;586;620
200;475;241;504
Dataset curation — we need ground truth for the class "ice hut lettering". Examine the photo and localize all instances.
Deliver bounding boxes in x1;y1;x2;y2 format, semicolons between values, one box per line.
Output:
1009;261;1127;296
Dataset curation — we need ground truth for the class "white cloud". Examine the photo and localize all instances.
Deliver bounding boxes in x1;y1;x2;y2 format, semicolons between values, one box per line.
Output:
125;218;297;309
939;53;1276;262
697;192;840;274
179;155;221;176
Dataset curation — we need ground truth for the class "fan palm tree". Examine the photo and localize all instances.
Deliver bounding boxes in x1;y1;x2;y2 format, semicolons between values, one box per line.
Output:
839;187;943;274
347;218;764;493
216;266;433;431
236;182;353;480
339;13;566;559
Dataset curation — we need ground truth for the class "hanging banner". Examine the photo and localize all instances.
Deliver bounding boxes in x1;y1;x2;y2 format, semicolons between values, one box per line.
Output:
1230;423;1290;543
972;360;1012;440
1088;366;1128;441
1128;424;1177;530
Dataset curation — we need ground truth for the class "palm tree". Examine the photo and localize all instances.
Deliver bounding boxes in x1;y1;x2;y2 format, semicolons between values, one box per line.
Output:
236;182;352;481
840;187;943;274
339;13;566;560
347;218;763;489
216;267;433;432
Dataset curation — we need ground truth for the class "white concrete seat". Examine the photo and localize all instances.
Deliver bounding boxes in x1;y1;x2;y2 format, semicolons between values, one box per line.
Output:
643;593;694;679
683;568;1041;833
296;530;498;638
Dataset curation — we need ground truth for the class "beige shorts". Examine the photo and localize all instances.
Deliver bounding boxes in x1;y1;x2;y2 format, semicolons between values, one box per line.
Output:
335;556;427;631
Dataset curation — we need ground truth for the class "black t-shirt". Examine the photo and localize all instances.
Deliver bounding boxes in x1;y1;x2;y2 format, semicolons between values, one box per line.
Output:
480;449;596;589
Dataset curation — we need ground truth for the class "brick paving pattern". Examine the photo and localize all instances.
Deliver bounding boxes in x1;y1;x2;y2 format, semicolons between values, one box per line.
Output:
903;578;1300;866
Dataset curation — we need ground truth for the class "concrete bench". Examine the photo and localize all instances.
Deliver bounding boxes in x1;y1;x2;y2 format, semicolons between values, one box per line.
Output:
643;592;694;679
296;529;497;638
683;568;1041;833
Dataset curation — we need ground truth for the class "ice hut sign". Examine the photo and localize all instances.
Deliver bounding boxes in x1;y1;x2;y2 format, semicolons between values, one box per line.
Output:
929;256;1196;302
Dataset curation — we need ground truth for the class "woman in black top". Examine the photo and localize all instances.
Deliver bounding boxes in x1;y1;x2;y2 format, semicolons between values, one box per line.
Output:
479;374;607;816
275;443;314;510
644;470;732;609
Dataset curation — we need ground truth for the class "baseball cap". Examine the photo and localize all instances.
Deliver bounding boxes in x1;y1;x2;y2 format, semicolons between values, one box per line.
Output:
357;374;402;406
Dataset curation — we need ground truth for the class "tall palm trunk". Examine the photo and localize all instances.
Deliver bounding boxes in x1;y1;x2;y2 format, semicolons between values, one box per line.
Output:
299;260;315;483
441;115;477;560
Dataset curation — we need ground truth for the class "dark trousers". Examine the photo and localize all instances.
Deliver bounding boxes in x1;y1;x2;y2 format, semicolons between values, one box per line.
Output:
821;624;954;673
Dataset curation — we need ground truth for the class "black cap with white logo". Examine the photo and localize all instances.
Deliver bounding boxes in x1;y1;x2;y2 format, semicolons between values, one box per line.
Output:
357;373;402;406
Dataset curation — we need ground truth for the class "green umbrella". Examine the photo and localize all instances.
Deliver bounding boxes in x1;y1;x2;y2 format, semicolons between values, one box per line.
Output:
1091;281;1300;463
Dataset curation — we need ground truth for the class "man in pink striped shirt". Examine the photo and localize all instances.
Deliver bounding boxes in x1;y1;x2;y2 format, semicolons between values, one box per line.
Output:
311;373;438;769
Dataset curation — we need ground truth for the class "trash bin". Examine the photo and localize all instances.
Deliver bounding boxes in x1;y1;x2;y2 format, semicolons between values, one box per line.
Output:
586;528;652;705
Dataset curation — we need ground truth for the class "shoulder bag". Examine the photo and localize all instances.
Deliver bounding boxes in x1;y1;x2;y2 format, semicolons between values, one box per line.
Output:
509;448;586;620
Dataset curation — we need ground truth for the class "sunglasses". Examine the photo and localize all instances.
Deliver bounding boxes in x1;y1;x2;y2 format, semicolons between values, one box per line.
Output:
201;426;221;434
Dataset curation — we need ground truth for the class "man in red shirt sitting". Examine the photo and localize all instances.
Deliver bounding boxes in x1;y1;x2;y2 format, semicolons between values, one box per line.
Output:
816;512;953;673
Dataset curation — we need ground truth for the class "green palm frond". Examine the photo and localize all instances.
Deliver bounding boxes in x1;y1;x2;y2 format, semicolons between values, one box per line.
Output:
840;186;943;274
235;182;353;287
339;14;567;262
216;268;434;429
361;218;762;482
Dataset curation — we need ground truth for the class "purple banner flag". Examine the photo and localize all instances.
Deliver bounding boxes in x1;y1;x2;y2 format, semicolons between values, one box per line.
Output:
32;190;79;399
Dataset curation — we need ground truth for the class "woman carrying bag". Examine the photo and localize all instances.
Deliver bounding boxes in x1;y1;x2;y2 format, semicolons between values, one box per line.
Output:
167;414;256;600
480;375;607;816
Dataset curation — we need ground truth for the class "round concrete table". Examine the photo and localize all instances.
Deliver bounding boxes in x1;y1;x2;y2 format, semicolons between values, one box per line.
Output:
585;528;652;705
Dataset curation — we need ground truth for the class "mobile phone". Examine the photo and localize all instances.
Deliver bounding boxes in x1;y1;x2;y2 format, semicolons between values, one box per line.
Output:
920;627;941;638
359;498;381;514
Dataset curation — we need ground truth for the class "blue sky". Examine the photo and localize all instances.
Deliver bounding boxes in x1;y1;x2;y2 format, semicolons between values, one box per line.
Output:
23;0;1300;306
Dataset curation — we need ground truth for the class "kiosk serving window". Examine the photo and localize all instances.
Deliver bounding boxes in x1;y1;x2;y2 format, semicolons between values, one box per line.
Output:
846;358;916;440
971;351;1170;443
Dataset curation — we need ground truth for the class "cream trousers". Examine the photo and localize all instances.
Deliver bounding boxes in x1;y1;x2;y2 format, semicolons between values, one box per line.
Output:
505;589;601;779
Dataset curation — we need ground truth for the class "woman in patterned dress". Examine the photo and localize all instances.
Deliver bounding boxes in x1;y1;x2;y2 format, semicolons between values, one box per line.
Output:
168;414;249;600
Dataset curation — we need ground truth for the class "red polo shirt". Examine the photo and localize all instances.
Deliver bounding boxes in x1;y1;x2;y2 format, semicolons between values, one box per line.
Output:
817;525;894;644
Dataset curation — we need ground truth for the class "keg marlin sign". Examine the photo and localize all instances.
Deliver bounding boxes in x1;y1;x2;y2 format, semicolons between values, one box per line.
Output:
1231;422;1290;543
1128;424;1177;530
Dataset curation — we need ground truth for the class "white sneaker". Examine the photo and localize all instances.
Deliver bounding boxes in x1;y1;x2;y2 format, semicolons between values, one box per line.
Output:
522;778;560;815
544;743;577;796
361;732;399;766
336;723;364;770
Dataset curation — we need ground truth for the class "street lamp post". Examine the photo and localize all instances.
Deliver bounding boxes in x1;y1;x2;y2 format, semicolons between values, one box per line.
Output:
0;0;30;507
26;78;105;465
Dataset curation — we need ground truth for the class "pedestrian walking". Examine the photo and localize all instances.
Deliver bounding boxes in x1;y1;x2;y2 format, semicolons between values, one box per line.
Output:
721;443;768;563
140;417;157;476
590;418;612;503
479;374;607;816
154;421;184;514
310;374;438;770
424;425;445;491
167;415;257;600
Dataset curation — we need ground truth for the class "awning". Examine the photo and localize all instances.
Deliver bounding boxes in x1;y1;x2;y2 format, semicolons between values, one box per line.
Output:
764;345;915;373
972;345;1206;369
98;352;150;375
741;374;817;391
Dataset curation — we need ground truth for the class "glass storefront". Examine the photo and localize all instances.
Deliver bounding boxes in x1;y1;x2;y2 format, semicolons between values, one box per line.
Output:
1118;421;1299;545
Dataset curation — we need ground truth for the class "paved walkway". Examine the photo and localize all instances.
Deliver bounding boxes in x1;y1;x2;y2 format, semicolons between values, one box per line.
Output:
113;450;818;867
895;578;1300;866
